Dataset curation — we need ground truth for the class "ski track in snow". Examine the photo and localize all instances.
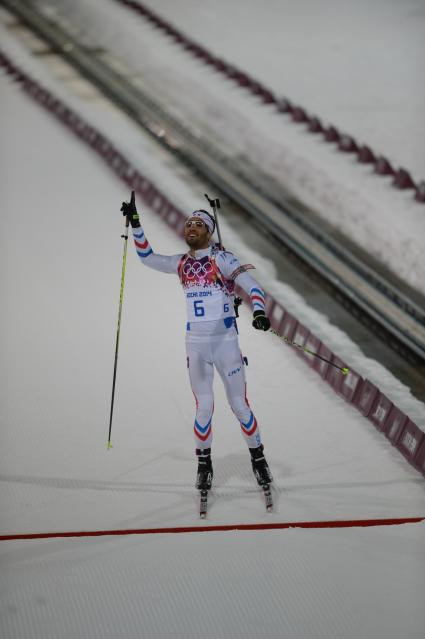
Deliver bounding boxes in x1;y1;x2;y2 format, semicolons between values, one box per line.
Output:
0;15;423;429
0;526;424;639
1;57;424;534
1;6;425;639
33;0;425;294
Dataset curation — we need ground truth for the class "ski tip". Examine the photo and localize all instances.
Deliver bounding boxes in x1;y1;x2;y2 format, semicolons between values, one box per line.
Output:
341;367;350;376
107;441;113;450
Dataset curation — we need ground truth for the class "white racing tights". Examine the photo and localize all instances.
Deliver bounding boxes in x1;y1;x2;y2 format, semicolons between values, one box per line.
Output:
186;321;262;450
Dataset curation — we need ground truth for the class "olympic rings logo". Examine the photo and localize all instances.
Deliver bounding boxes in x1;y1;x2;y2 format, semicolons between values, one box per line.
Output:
183;260;213;279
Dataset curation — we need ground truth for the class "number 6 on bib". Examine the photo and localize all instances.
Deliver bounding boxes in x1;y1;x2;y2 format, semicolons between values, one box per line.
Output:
194;300;205;317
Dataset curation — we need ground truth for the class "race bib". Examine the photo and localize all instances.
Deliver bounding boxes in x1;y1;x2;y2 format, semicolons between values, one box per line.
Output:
180;254;234;322
185;287;234;322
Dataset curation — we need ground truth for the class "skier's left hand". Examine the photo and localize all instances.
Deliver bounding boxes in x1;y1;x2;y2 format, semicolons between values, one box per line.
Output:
252;311;271;331
121;190;140;228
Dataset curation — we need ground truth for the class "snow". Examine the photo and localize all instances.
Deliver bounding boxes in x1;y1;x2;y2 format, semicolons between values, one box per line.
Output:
1;4;425;639
140;0;425;179
32;0;425;294
1;16;424;431
2;71;423;532
1;524;425;639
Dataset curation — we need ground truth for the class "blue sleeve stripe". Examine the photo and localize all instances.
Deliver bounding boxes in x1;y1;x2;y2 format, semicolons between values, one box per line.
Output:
136;248;153;259
250;287;265;298
133;230;145;240
253;301;265;309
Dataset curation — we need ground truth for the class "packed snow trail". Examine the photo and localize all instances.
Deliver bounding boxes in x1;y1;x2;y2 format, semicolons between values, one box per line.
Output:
1;62;424;536
32;0;425;293
132;0;425;178
1;33;425;639
1;14;424;429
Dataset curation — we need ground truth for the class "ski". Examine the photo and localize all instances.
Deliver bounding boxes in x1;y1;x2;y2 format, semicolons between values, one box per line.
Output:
199;490;208;519
263;484;273;512
199;486;271;517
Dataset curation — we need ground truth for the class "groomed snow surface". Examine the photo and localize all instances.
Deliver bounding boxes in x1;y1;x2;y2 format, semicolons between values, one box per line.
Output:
1;48;425;639
35;0;425;294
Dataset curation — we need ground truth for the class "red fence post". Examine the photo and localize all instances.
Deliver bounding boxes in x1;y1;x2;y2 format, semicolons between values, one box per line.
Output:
278;312;298;342
368;392;393;430
270;304;285;331
301;334;321;367
354;379;379;417
383;406;408;444
337;369;363;404
313;343;333;379
396;421;425;471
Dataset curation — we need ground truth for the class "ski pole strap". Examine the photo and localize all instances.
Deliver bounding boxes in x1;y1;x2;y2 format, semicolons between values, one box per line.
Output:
270;329;349;375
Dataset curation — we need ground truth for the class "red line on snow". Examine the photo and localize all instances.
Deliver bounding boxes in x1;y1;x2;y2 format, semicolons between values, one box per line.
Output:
1;517;423;541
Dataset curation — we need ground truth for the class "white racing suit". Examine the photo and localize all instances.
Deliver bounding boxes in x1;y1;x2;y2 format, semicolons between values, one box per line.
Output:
132;225;267;450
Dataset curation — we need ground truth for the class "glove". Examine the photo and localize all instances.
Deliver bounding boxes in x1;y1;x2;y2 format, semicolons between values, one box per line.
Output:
120;190;140;228
252;310;270;331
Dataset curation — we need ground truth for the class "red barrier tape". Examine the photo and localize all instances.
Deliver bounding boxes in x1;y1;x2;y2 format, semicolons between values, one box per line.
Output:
0;49;424;476
1;517;423;541
116;0;423;202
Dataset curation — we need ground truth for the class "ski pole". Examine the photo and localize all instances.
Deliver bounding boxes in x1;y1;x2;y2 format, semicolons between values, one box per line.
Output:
270;328;349;375
107;213;130;449
204;193;223;250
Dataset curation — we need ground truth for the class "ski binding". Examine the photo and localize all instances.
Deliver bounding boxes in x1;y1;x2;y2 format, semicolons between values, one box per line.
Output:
263;484;273;512
199;490;208;519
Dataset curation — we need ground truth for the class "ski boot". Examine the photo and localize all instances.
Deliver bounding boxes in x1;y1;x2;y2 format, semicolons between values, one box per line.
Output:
195;448;213;490
249;445;273;486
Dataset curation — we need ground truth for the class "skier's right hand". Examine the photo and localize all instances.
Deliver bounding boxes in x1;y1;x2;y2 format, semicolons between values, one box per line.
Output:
121;190;140;228
252;311;271;331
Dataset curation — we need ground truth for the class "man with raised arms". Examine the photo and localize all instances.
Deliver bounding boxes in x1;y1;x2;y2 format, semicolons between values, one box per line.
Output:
121;192;273;497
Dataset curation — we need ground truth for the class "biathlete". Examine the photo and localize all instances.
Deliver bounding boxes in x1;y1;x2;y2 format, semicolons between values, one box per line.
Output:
121;192;273;491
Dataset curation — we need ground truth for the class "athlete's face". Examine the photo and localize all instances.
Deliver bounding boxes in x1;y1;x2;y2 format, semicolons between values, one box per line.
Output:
184;219;211;250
